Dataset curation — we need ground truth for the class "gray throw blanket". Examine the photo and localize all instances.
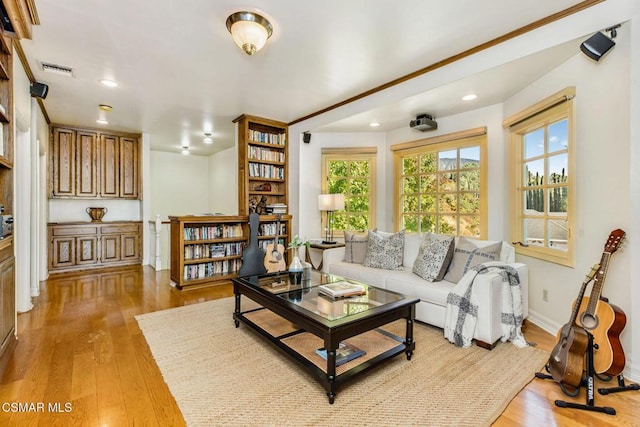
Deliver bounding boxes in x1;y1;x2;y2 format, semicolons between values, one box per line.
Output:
444;262;527;348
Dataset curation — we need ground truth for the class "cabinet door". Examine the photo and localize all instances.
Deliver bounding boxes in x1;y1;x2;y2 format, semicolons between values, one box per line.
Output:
76;236;98;265
0;256;15;351
75;131;99;197
100;134;120;197
101;234;121;263
121;233;141;262
51;128;75;197
120;137;139;199
51;237;76;269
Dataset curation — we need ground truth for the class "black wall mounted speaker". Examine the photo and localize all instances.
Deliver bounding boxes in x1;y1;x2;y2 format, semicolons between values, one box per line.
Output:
30;82;49;99
580;31;615;61
303;132;311;143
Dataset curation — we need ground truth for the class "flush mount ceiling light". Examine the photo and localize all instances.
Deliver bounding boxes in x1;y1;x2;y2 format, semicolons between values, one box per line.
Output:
369;122;381;127
96;104;112;125
226;11;273;55
462;94;477;101
203;133;213;144
181;146;190;155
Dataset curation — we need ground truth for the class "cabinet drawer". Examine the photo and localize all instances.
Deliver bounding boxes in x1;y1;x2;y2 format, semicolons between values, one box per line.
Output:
101;224;140;234
50;225;99;236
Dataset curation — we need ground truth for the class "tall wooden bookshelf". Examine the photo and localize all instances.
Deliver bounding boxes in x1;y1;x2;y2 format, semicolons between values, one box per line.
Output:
169;214;292;290
234;114;288;216
0;29;15;378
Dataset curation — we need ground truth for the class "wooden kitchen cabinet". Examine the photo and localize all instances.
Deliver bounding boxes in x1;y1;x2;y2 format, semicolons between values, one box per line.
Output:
50;125;141;199
48;222;142;274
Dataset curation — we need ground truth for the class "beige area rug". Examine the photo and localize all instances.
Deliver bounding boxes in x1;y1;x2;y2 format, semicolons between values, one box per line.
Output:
136;298;548;427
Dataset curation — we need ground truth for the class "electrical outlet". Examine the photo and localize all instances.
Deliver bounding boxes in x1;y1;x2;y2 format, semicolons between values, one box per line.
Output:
542;288;549;302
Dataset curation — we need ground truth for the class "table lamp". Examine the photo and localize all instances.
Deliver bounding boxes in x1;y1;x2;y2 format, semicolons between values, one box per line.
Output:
318;193;345;244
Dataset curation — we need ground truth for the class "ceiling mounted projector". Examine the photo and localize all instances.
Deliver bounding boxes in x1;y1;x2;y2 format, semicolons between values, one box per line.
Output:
410;114;437;131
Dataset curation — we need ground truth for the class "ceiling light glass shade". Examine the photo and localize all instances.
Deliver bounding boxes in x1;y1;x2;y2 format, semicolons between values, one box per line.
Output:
462;94;477;101
226;11;273;55
182;147;190;155
203;133;213;144
100;79;118;87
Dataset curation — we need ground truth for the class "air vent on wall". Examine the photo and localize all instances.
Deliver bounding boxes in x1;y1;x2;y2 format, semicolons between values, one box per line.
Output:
40;61;74;77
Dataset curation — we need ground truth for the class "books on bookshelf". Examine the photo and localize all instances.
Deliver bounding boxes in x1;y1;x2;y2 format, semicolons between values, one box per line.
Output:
266;203;287;214
248;162;284;179
183;259;241;280
249;129;286;145
183;224;243;241
318;281;366;299
184;242;242;260
316;342;366;366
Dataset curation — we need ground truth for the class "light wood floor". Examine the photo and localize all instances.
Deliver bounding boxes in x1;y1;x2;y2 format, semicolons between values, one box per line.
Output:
1;266;638;426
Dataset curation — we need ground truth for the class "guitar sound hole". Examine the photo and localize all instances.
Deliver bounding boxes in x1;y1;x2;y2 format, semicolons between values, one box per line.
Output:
580;313;598;330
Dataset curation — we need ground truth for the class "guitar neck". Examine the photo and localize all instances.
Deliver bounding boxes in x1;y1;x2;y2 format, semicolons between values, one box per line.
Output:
585;252;611;315
569;264;598;325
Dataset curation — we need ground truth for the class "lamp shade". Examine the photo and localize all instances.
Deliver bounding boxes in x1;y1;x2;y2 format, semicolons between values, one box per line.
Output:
318;194;345;211
226;11;273;55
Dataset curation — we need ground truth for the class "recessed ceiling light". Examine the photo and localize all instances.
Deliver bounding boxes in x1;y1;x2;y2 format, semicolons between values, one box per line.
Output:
203;133;213;144
369;122;381;127
462;94;477;101
100;79;119;88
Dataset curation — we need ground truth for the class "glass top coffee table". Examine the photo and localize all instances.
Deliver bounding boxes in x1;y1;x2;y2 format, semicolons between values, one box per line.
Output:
232;271;419;404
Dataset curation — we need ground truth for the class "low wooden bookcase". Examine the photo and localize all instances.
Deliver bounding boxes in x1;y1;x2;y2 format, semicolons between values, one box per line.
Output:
169;214;292;290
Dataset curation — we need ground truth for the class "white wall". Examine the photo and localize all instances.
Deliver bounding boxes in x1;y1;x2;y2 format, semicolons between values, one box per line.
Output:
208;146;238;215
149;151;211;219
504;30;635;376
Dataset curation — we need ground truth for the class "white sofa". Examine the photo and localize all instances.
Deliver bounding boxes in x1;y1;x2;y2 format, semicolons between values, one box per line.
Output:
321;233;528;348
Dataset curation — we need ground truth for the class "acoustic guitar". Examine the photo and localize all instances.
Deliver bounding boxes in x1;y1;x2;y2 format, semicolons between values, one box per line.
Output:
576;228;626;375
264;214;286;273
547;264;598;389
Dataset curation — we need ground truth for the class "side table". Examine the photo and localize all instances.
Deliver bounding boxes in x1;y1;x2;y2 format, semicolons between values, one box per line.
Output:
305;242;345;271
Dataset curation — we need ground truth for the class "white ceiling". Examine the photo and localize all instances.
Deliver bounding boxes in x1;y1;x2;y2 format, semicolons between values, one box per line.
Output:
19;0;586;156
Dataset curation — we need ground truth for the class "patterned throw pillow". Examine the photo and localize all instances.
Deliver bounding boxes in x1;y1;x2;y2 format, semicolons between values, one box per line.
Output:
343;230;371;264
444;236;502;283
362;230;405;270
412;233;455;282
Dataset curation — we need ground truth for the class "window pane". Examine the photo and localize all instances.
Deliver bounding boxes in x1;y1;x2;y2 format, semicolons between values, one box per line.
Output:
548;119;568;153
329;178;347;193
439;216;457;234
403;157;418;174
420;174;437;192
439;172;458;192
420;195;436;212
439;150;457;170
524;218;544;247
524;159;544;186
548;219;568;251
333;212;347;230
403;176;418;194
420;215;436;233
459;192;479;214
403;196;418;212
403;215;418;232
350;178;369;195
420;153;437;173
439;194;458;213
329;161;347;176
460;147;480;168
548;153;568;184
524;189;544;214
349;196;368;212
524;128;544;159
460;215;480;237
350;161;369;177
349;214;368;231
548;186;568;214
460;170;480;191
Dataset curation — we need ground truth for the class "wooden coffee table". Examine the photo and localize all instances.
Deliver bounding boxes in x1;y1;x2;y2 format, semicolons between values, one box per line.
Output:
232;271;419;404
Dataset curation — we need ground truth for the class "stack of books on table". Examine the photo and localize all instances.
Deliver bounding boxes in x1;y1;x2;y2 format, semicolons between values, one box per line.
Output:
318;281;366;299
266;203;287;214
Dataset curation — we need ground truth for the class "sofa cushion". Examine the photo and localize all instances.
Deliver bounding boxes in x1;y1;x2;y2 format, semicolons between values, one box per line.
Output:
403;233;423;268
412;233;455;281
343;230;371;264
444;236;502;283
363;230;405;270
